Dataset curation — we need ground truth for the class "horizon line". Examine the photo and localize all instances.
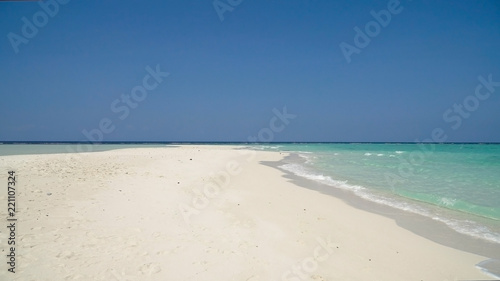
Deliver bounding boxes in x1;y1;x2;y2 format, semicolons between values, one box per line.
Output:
1;141;500;145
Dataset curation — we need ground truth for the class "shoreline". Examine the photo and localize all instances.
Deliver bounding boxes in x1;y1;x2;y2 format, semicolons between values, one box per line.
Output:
0;145;494;280
265;153;500;277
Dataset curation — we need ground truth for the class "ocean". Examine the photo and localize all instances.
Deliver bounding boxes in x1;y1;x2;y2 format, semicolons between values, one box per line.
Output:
254;143;500;246
0;143;171;156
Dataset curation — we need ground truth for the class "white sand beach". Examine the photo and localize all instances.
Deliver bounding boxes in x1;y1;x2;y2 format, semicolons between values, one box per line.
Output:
0;146;490;280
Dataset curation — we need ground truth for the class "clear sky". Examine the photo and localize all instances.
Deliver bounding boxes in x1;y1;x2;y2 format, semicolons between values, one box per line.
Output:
1;0;499;142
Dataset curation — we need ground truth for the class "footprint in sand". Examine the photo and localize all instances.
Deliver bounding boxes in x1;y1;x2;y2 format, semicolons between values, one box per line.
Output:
310;276;327;281
109;268;136;281
239;241;249;250
155;250;166;256
63;273;85;280
56;250;75;259
139;263;161;275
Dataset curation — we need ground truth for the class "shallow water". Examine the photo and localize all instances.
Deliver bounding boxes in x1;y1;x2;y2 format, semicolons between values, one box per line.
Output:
255;143;500;245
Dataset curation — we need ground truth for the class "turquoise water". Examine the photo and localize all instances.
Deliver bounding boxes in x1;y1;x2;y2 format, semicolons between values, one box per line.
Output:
255;143;500;245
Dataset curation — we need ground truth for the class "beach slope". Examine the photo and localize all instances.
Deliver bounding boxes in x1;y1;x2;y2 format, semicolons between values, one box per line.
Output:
0;146;489;280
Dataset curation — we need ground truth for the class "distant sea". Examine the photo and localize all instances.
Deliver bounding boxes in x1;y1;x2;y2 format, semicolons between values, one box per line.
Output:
0;143;171;156
255;143;500;246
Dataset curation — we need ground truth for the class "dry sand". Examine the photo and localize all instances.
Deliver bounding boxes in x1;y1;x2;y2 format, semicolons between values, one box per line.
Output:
0;145;490;280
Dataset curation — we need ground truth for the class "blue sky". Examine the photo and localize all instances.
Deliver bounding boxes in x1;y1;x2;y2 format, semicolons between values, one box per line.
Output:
1;0;499;142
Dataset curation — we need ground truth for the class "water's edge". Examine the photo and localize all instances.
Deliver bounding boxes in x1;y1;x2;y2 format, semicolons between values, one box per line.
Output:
262;153;500;278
